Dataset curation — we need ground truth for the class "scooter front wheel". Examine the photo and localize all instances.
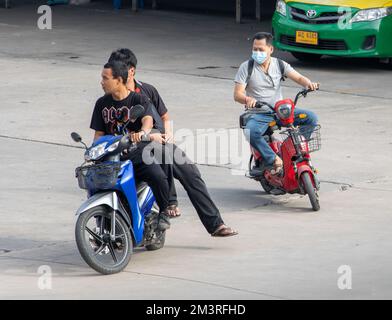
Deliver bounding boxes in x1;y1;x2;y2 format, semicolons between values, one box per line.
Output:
75;206;132;275
301;172;320;211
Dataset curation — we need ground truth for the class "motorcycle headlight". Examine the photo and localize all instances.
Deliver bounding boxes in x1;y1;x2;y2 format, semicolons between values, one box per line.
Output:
350;7;392;22
277;103;292;119
276;0;287;16
107;141;119;152
88;142;107;160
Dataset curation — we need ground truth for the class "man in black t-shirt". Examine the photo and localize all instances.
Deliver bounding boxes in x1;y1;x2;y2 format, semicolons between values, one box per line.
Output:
108;49;238;237
90;61;171;230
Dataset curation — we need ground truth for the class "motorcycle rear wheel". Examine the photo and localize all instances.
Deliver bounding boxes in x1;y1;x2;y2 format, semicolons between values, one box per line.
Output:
301;172;320;211
75;206;132;275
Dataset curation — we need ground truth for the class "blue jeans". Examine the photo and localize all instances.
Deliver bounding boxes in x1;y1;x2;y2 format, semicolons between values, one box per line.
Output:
244;108;318;166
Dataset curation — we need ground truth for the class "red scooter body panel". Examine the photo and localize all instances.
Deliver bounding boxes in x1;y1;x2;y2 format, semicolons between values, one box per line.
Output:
251;140;282;163
280;137;300;192
251;147;262;161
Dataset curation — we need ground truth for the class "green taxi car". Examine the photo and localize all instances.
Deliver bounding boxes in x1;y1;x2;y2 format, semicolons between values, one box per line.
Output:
272;0;392;63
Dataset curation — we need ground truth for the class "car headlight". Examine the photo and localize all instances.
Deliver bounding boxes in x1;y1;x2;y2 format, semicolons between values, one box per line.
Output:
350;7;392;22
276;0;287;16
88;142;107;160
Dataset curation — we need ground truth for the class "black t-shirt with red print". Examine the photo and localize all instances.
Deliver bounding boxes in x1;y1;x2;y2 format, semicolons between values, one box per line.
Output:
90;91;154;135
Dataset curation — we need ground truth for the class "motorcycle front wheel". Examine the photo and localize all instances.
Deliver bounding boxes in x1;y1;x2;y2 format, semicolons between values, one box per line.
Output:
301;172;320;211
75;206;132;275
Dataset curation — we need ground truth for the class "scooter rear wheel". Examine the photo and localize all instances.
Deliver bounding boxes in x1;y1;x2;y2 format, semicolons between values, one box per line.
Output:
260;179;274;194
301;172;320;211
75;206;132;275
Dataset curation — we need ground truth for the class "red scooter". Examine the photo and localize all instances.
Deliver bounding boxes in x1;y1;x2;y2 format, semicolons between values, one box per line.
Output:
244;89;321;211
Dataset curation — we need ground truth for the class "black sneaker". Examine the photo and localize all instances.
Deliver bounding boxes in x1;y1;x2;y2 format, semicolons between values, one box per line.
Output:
157;211;171;231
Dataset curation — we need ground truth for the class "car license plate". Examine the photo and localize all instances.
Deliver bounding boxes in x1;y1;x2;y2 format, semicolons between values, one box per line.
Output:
296;31;318;45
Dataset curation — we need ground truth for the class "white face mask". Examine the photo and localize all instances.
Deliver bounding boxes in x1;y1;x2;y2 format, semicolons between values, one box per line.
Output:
252;51;268;64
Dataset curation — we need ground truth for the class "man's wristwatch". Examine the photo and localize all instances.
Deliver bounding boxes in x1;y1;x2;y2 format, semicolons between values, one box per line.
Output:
140;130;150;142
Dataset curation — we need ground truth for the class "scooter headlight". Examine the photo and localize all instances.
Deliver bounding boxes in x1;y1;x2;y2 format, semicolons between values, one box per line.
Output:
277;103;292;120
88;142;107;160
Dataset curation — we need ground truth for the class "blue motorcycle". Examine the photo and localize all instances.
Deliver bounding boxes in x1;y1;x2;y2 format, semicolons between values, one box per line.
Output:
71;105;165;275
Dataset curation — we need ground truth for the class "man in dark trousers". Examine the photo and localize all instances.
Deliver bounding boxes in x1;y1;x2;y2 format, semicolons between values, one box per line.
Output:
108;49;237;237
90;60;171;230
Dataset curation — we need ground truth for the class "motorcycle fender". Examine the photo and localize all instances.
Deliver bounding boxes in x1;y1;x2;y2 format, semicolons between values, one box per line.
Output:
75;191;133;231
298;165;316;189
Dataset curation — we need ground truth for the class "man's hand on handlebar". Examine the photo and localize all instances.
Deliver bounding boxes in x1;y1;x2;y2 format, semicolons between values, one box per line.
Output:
129;131;150;143
129;131;142;143
245;96;258;108
150;133;166;144
307;82;320;91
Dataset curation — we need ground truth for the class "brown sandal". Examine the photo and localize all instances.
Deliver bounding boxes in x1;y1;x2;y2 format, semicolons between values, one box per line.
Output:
166;204;181;218
211;225;238;237
271;157;283;176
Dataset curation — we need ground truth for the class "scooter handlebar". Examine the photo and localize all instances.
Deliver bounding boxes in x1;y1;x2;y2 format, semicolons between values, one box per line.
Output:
294;86;319;105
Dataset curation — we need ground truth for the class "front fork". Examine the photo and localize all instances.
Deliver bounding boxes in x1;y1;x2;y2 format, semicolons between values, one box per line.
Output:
110;193;118;241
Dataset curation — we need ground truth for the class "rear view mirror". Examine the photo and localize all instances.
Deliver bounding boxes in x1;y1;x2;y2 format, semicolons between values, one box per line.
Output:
71;132;82;143
129;104;145;121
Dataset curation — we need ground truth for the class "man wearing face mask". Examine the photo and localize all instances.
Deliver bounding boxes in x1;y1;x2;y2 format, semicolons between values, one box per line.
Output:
234;32;319;176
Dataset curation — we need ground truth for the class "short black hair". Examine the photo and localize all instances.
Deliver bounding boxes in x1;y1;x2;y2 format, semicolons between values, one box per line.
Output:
252;32;273;46
108;48;137;69
103;61;128;84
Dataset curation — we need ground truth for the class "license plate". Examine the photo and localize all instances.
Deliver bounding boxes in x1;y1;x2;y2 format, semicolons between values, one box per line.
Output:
296;31;318;45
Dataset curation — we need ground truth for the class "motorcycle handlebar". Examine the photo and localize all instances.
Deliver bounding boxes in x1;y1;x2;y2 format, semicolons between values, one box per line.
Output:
294;86;319;105
248;87;319;111
252;101;274;111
